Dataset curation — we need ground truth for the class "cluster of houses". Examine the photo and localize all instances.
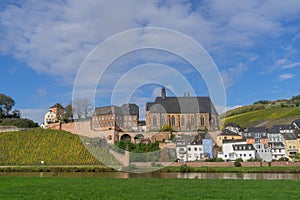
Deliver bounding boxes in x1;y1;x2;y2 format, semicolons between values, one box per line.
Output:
215;122;300;162
42;87;300;163
175;120;300;162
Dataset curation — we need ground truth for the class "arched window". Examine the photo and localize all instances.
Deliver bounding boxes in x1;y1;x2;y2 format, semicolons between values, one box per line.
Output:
200;115;205;126
161;115;165;125
191;115;195;126
171;115;176;126
153;116;157;126
181;116;185;126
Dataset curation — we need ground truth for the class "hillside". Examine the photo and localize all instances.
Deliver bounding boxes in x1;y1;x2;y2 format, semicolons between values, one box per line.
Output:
0;128;116;166
223;107;300;128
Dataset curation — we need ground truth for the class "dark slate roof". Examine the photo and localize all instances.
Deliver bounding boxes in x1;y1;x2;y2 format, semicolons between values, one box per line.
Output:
273;124;295;131
94;104;139;116
282;133;297;140
232;144;255;151
50;103;64;109
146;96;218;115
121;103;139;115
292;119;300;129
93;105;122;115
268;127;280;134
218;129;240;136
245;127;268;133
225;122;241;128
175;134;196;146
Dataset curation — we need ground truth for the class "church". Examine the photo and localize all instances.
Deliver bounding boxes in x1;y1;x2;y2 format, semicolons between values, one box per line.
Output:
146;87;220;132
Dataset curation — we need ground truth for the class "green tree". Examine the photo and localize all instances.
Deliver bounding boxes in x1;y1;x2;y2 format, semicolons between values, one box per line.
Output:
161;124;172;131
63;104;73;122
0;93;16;118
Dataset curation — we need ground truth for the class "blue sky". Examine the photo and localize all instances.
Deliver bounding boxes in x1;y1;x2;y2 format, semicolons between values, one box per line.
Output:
1;0;300;124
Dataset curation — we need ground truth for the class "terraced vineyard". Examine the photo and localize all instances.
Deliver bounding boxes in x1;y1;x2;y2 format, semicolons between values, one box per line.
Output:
0;128;113;165
223;107;300;128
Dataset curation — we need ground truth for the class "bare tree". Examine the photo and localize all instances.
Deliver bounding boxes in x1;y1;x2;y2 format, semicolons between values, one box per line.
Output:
72;98;92;119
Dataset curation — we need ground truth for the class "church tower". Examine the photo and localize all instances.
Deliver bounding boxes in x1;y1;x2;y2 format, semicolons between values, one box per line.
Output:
161;87;166;100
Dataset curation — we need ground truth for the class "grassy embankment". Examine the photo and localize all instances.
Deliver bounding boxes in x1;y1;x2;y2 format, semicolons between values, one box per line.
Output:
223;106;300;128
0;177;299;199
0;128;117;168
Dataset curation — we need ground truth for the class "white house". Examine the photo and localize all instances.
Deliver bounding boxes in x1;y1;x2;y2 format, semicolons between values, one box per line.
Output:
253;142;272;162
43;110;57;127
175;135;206;162
268;127;287;160
218;140;256;162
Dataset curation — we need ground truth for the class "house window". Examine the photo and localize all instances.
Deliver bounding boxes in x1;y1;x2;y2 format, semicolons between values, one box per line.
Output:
194;147;197;151
188;147;191;151
171;116;176;126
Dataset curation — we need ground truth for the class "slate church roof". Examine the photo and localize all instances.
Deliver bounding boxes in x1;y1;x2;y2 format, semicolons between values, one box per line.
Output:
146;88;218;115
94;104;139;116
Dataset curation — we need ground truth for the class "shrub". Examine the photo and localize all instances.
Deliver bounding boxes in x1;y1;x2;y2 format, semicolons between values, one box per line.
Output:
161;124;172;131
278;157;289;161
234;158;243;167
234;161;242;167
179;164;191;173
215;158;224;162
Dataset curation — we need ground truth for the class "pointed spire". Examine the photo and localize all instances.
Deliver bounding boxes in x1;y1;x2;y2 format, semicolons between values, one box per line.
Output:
161;87;166;99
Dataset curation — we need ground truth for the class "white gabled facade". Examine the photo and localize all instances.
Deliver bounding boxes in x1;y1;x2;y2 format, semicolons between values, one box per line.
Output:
218;140;256;162
176;143;204;162
267;132;287;160
186;144;204;161
44;110;57;127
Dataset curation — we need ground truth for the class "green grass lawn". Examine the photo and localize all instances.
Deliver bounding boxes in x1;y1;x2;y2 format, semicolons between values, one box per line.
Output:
0;177;299;199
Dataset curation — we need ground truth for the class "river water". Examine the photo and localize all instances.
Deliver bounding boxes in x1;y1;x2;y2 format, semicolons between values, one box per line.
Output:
1;172;300;180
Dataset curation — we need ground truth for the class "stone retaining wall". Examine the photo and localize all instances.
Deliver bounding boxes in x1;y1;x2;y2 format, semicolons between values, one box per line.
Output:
131;161;300;167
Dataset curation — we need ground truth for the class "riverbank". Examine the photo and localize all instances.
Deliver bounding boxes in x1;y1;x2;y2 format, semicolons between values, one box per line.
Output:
0;164;299;173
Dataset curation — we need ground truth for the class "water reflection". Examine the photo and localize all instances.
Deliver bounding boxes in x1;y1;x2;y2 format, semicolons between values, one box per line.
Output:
1;172;300;180
175;172;300;180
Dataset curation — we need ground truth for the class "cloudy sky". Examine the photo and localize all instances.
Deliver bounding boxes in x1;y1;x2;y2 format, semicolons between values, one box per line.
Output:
1;0;300;124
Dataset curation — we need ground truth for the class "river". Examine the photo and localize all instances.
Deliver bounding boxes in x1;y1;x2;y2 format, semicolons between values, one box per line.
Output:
1;172;300;180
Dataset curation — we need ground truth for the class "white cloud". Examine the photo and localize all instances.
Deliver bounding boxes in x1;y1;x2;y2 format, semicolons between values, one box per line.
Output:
36;87;47;97
221;63;247;88
282;62;300;69
1;0;300;87
278;73;295;81
215;105;242;115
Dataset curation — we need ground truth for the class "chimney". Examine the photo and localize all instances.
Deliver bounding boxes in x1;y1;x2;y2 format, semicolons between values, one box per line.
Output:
184;92;186;97
187;92;190;97
161;87;166;99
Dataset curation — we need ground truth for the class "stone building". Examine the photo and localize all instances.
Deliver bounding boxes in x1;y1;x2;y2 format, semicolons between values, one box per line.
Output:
92;103;139;132
146;87;219;132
